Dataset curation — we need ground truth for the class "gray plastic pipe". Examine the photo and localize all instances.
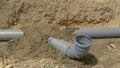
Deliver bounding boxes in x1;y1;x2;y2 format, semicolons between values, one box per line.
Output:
73;27;120;38
48;35;92;59
0;29;24;41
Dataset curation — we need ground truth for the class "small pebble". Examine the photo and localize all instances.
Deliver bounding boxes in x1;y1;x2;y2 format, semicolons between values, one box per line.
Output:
109;44;116;49
5;64;14;68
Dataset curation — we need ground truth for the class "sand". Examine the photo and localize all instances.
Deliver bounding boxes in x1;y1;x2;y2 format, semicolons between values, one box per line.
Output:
0;0;120;68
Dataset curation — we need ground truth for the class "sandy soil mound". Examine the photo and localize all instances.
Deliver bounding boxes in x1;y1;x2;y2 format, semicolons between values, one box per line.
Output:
0;0;120;68
0;0;120;28
2;23;93;68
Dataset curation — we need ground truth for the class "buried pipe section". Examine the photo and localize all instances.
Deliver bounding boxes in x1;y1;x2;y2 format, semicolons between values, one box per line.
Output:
0;29;24;41
73;27;120;38
48;35;92;59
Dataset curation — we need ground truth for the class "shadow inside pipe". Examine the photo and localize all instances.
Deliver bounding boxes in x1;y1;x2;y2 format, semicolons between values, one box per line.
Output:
73;54;98;66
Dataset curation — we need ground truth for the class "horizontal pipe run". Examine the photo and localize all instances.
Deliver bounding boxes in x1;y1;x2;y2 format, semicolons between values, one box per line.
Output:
0;29;24;40
74;27;120;38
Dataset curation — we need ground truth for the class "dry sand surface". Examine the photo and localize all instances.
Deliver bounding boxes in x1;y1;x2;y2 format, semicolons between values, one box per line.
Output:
0;0;120;68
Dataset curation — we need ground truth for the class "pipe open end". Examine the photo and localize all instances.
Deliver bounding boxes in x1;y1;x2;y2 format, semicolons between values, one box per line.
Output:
74;35;92;48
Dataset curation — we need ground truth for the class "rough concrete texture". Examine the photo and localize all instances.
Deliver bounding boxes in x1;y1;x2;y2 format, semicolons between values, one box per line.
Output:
0;0;120;68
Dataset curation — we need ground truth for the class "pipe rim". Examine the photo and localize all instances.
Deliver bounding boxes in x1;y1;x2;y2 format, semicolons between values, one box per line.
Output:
74;35;92;48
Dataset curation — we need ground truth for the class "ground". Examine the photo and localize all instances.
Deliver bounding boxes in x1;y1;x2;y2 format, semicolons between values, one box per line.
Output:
0;0;120;68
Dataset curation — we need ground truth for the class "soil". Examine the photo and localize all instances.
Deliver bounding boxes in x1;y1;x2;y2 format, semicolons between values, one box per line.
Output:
0;0;120;68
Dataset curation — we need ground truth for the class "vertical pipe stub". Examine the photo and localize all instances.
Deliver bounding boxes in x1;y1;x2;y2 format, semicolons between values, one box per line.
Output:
74;35;92;49
48;35;92;59
66;35;92;58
